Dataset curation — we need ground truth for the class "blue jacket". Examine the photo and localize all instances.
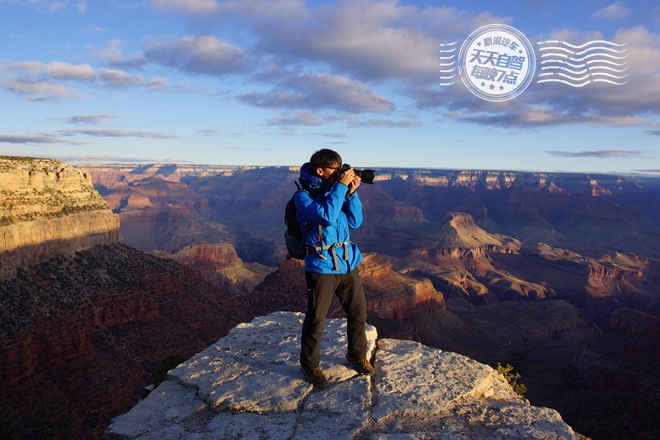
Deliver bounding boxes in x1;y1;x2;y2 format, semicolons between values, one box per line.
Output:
294;163;363;274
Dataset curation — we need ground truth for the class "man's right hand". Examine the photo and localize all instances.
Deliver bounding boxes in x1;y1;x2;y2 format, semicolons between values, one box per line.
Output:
337;167;355;187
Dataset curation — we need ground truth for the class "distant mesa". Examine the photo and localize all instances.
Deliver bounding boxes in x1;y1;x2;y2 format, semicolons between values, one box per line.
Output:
105;312;580;440
423;211;520;250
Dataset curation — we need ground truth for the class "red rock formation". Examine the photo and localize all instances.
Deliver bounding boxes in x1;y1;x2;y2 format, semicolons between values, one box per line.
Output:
154;242;275;295
359;253;445;321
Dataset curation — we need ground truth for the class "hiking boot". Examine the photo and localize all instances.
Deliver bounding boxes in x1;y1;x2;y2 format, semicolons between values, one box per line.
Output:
300;365;328;387
346;354;375;376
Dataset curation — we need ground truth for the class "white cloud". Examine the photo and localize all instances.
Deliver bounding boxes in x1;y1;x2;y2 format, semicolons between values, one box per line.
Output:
0;58;155;99
5;60;45;75
49;1;67;12
143;36;251;75
87;39;146;69
56;128;179;139
52;114;118;125
545;150;642;158
0;132;89;145
239;72;393;113
98;68;143;87
45;61;95;80
347;117;422;128
88;38;123;60
146;77;169;91
0;78;88;100
267;111;324;126
149;0;503;85
149;0;218;14
592;2;631;20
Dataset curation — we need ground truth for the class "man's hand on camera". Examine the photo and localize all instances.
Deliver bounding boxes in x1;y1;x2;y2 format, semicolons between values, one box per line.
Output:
347;174;361;196
337;167;355;187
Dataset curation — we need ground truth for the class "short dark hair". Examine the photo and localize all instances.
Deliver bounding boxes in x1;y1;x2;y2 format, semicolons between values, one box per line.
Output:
310;149;342;169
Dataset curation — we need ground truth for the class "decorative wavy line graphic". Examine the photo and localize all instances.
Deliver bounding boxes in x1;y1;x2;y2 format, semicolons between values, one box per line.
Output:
439;42;457;86
537;40;628;86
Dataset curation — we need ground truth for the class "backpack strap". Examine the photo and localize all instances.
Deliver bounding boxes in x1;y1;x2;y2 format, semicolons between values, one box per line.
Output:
297;185;319;257
312;241;351;271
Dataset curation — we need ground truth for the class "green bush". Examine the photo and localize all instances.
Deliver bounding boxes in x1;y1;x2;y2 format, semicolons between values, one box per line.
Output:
496;363;528;398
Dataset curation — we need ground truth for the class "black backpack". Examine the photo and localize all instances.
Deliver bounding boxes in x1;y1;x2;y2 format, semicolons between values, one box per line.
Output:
284;183;318;259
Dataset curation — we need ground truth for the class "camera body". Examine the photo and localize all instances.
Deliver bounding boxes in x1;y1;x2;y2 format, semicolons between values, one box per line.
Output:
339;164;375;185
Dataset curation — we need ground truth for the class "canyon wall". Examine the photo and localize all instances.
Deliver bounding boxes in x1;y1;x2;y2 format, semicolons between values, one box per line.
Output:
1;157;119;280
77;163;660;440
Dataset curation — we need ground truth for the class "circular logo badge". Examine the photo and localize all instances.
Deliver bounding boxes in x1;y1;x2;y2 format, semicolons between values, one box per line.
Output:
458;24;536;102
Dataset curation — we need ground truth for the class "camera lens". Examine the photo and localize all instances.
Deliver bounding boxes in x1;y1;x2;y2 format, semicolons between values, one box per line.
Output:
355;169;375;184
338;164;375;184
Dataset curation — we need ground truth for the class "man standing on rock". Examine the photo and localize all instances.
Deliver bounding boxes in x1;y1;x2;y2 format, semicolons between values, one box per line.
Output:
295;149;375;387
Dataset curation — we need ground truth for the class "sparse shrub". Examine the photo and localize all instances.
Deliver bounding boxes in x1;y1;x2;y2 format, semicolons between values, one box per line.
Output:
142;354;186;399
497;362;528;398
153;354;185;384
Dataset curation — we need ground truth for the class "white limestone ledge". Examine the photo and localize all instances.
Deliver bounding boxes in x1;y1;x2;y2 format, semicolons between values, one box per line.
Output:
104;311;578;440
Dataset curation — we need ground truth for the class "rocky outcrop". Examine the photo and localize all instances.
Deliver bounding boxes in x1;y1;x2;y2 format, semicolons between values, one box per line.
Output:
424;212;520;250
359;253;445;321
105;312;579;440
399;213;550;304
609;307;660;334
154;242;276;295
1;157;118;280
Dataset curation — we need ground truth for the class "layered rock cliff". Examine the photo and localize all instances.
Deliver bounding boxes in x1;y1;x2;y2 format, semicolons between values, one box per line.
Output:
1;157;118;280
105;312;580;440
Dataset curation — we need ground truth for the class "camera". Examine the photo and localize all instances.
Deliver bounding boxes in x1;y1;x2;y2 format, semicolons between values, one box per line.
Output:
339;164;375;185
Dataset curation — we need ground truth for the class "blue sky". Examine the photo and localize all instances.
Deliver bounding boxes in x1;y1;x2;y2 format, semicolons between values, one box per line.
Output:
1;0;659;174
